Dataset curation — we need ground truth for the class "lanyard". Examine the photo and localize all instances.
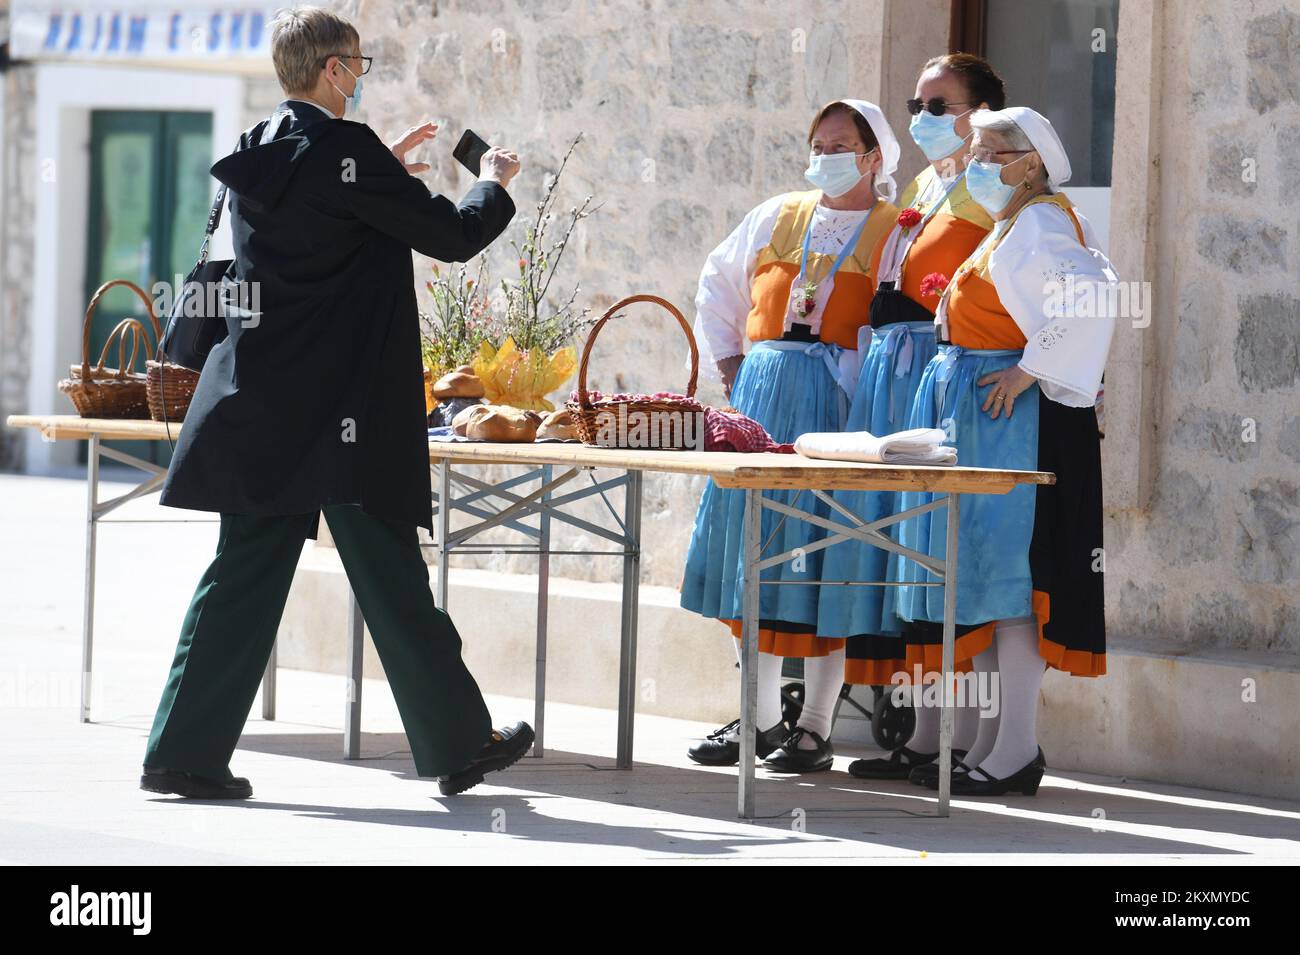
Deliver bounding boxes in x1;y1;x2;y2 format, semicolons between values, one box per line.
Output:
796;206;872;290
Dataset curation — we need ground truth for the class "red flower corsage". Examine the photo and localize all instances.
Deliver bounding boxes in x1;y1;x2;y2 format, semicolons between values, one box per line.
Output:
919;272;950;298
897;208;923;228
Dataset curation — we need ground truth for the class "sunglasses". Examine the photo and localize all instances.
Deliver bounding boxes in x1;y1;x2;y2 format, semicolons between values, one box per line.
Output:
906;97;972;116
324;53;373;75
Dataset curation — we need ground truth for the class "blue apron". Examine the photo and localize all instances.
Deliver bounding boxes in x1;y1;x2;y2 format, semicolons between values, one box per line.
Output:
680;338;848;626
886;344;1041;626
817;321;938;637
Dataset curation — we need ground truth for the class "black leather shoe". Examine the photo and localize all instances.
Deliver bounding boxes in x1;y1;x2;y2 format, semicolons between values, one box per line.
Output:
937;748;1047;796
763;727;833;773
907;750;971;786
140;767;252;799
847;745;939;780
687;719;788;766
438;721;535;796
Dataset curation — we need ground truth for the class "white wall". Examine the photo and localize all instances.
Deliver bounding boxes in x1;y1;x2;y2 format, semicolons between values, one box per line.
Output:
24;62;244;471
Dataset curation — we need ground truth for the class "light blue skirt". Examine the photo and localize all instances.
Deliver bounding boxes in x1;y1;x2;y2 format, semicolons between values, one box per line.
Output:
817;322;938;637
679;340;848;626
886;345;1041;626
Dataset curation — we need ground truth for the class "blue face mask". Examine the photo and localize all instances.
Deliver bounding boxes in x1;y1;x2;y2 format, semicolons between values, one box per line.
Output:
805;149;875;198
908;108;972;161
329;61;363;118
965;155;1028;214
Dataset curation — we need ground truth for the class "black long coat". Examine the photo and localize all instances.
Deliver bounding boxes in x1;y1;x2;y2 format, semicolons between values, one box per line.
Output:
160;101;515;537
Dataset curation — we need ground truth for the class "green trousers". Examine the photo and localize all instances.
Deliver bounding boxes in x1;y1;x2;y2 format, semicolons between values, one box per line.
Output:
144;504;491;779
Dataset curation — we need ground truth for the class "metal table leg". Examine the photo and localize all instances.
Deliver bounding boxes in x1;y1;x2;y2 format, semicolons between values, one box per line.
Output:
738;487;760;819
81;434;99;724
937;492;961;817
436;459;451;611
344;588;364;759
532;465;552;757
615;469;643;769
261;640;277;720
75;435;207;724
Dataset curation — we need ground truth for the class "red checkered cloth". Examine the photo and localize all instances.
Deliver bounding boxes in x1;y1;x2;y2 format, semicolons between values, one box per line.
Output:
566;391;790;453
704;406;795;453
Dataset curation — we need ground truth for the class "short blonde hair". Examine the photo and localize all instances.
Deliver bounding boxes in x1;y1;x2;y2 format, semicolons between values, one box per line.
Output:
270;6;359;96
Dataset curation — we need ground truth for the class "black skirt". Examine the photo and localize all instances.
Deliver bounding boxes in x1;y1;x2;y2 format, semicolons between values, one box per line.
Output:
844;388;1106;682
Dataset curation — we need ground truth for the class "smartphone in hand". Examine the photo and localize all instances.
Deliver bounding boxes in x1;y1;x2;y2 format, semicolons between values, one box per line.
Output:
452;129;491;175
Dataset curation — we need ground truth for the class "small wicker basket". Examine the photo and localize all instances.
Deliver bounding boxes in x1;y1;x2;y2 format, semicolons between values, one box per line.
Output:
565;294;702;450
57;280;161;419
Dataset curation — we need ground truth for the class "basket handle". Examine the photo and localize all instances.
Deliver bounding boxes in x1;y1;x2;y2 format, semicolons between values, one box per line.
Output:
81;279;161;380
91;317;147;379
575;294;698;411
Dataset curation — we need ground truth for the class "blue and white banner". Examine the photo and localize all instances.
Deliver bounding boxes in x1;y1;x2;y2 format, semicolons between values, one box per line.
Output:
9;2;280;61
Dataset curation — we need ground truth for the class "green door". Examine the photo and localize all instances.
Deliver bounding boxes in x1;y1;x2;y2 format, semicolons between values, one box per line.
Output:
82;110;214;466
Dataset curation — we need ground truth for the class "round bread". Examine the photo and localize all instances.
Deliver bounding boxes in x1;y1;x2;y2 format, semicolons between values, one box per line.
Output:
466;405;542;442
537;408;578;441
451;402;492;435
433;369;486;399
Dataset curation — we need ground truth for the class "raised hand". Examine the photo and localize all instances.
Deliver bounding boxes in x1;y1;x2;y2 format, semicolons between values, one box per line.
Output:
479;147;521;188
390;121;438;174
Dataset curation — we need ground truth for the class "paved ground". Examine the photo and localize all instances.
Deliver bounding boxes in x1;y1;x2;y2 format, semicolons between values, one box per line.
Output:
2;471;1298;864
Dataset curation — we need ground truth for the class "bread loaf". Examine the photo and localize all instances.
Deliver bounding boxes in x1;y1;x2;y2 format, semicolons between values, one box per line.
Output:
433;367;486;399
465;405;542;442
537;408;578;441
451;403;492;436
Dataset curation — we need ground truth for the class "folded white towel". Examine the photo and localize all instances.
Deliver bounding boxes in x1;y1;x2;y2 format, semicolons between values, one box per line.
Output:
793;427;957;466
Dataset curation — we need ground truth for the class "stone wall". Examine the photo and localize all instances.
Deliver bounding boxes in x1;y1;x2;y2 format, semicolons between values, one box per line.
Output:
0;2;37;471
1103;1;1299;662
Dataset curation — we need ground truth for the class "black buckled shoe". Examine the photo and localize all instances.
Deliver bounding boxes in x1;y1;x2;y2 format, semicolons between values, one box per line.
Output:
687;719;789;766
936;748;1047;796
437;721;535;796
847;745;938;780
140;767;252;799
763;727;834;773
907;750;971;786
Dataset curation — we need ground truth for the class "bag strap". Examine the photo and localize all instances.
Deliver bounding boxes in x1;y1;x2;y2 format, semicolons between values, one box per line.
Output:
197;113;284;264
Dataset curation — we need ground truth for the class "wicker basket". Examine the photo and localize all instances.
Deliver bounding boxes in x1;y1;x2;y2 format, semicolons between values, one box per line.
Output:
146;359;200;423
58;315;152;418
57;279;169;419
565;294;701;450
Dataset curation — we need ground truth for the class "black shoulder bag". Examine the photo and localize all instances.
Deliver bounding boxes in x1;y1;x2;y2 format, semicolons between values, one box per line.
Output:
160;114;282;371
158;185;232;372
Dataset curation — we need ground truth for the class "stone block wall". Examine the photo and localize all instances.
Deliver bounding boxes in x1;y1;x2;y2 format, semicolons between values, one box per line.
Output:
1103;2;1299;661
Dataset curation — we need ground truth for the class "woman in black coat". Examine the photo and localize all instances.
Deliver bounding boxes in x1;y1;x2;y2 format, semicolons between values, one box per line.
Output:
143;7;532;801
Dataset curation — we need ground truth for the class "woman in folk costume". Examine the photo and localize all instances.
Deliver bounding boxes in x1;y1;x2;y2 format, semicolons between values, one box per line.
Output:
891;106;1116;796
811;55;1005;783
680;100;901;771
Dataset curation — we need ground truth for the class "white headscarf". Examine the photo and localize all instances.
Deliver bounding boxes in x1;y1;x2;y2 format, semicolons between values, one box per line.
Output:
973;106;1072;188
837;98;900;203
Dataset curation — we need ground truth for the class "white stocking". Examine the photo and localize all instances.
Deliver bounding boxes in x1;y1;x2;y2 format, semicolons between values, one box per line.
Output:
961;639;1001;769
972;617;1045;780
793;647;845;747
906;682;941;754
732;639;785;732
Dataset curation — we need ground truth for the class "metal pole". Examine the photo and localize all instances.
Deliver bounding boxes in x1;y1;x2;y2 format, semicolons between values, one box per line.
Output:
81;434;99;724
437;458;451;611
738;487;760;819
344;588;364;759
261;641;277;720
615;469;642;769
938;492;961;817
533;465;551;757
